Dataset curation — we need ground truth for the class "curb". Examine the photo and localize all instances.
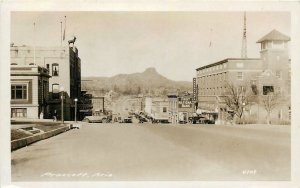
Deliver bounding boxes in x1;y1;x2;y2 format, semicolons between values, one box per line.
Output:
11;125;71;151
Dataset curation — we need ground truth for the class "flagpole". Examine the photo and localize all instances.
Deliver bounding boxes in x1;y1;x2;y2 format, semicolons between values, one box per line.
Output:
209;28;213;48
63;16;66;42
60;21;62;46
33;22;36;65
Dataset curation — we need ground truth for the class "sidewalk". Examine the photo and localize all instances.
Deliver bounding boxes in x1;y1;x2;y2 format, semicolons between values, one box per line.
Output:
10;118;77;151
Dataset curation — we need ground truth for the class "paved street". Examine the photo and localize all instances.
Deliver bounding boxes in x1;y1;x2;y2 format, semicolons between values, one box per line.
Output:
11;123;290;181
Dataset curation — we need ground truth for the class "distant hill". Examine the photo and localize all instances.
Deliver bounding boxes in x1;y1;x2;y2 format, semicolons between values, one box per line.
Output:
82;67;192;96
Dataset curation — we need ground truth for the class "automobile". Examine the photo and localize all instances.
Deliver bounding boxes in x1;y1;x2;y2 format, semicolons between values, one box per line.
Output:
123;117;133;123
71;123;82;129
152;119;169;124
82;116;108;123
139;118;147;123
189;115;215;124
179;120;188;124
138;115;147;123
159;119;170;124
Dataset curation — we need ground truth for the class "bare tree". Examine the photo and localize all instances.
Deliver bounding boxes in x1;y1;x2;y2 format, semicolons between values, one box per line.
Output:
261;92;282;124
223;81;257;124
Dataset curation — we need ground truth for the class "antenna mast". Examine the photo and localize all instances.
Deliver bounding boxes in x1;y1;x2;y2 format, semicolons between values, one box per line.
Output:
241;12;247;58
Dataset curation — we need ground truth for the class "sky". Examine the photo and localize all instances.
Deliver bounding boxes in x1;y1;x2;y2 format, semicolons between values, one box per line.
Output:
11;12;290;81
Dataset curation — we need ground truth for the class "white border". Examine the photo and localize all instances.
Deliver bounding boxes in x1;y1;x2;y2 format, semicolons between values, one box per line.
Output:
1;1;300;188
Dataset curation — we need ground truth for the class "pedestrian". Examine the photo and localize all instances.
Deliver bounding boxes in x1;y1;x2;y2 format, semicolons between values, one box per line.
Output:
53;110;57;122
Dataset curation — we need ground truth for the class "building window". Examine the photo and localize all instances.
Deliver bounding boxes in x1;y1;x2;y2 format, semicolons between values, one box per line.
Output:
263;86;274;95
11;108;27;118
276;56;280;61
239;86;244;93
236;62;244;68
46;64;50;70
278;109;282;120
52;84;60;93
52;83;60;99
262;42;267;50
276;71;282;79
273;41;284;49
237;72;243;80
52;63;59;76
276;86;282;94
163;107;167;113
11;84;27;100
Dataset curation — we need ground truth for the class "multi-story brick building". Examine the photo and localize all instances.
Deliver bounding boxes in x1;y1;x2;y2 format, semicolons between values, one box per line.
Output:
10;65;50;119
10;45;82;120
196;29;291;124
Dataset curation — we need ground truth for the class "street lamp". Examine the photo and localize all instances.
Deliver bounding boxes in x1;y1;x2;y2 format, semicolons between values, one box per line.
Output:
242;102;246;125
74;98;78;123
59;86;64;124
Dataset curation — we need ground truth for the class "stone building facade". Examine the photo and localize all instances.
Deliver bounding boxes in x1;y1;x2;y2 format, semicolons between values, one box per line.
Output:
11;65;50;119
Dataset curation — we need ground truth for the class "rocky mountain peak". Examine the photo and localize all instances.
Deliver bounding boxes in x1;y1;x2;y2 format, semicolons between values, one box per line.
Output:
143;67;158;74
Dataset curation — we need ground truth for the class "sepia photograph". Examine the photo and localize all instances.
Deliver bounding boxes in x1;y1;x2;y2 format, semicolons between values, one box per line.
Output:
1;1;300;188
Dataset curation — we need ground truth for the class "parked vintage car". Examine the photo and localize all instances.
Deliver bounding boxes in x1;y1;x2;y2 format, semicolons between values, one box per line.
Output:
179;120;188;124
116;116;133;123
189;115;215;124
152;119;170;124
123;117;133;123
82;115;110;123
139;116;148;123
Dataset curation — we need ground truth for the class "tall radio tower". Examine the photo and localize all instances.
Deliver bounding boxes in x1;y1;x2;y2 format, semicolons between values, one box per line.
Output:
241;12;247;58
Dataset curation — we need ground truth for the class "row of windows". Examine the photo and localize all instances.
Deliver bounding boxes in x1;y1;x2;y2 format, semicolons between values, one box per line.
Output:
198;85;281;96
11;108;27;118
261;41;287;50
198;72;228;86
10;62;60;77
197;63;228;76
199;72;244;85
199;87;227;96
201;71;283;84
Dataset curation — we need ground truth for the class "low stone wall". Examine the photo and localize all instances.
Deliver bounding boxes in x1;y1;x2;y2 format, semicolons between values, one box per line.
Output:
11;125;70;151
